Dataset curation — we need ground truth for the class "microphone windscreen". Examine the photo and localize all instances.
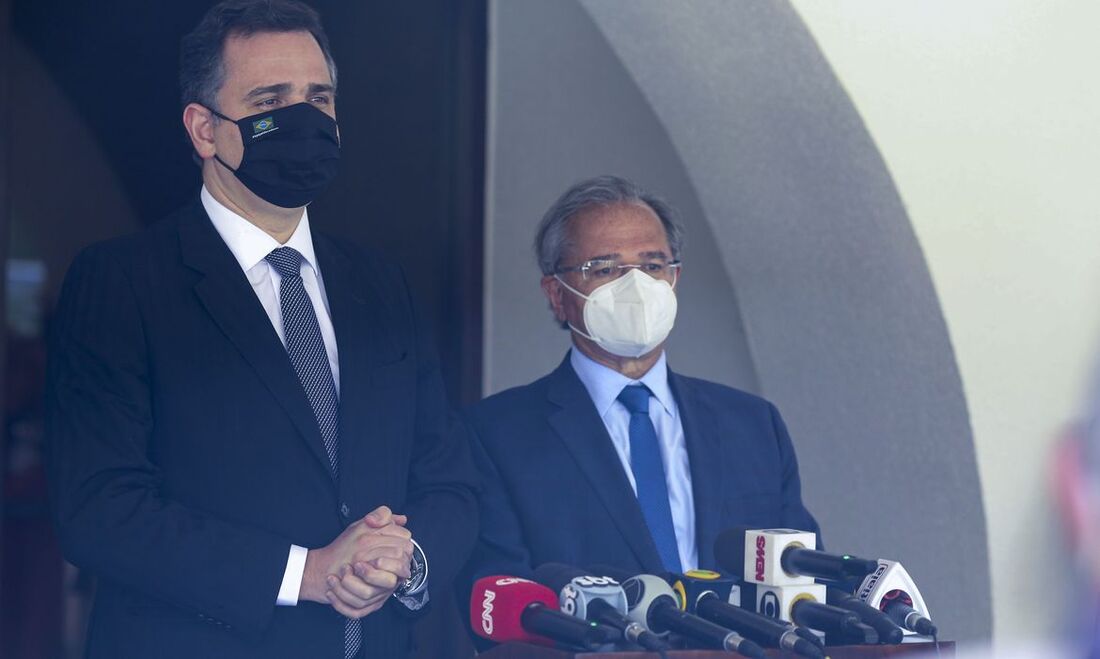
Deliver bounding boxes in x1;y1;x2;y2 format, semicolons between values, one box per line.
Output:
470;575;559;645
713;527;752;575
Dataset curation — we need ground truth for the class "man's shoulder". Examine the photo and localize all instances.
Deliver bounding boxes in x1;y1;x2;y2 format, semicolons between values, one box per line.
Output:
68;202;198;274
311;228;404;285
464;368;560;428
671;371;777;417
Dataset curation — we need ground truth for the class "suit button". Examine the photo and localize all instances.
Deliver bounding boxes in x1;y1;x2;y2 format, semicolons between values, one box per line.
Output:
340;503;350;519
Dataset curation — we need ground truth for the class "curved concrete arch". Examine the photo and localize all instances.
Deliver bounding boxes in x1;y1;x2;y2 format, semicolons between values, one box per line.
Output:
576;0;990;641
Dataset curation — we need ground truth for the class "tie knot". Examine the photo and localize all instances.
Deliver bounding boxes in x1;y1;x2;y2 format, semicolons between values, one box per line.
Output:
265;246;304;279
617;384;651;415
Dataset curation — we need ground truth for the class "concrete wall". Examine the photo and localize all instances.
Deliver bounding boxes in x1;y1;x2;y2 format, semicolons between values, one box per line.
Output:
791;0;1100;646
485;0;991;643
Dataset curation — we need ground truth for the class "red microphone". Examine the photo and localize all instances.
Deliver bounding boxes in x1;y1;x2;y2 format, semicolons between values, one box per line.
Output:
470;575;610;649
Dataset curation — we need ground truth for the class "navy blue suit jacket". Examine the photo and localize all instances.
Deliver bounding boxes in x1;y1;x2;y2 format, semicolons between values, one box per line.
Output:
463;354;819;583
45;199;478;658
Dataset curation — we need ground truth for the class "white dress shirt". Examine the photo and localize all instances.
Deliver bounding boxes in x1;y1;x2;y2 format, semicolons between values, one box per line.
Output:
201;186;335;606
569;348;699;571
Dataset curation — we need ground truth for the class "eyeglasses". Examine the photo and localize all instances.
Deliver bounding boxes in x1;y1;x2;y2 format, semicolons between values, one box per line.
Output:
555;258;682;284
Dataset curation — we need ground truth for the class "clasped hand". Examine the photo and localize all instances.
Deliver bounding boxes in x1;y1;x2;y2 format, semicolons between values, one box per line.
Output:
301;505;414;618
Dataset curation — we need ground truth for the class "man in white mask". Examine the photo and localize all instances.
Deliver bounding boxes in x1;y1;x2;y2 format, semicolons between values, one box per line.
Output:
462;175;819;594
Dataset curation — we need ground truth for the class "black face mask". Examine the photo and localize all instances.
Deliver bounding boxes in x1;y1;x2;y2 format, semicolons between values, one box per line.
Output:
210;102;340;209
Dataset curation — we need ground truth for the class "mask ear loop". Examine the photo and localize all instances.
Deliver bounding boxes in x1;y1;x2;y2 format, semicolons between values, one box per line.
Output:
553;275;600;342
203;105;241;174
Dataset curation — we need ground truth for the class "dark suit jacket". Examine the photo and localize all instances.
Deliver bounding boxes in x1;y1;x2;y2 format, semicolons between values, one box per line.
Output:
45;198;479;658
463;355;818;585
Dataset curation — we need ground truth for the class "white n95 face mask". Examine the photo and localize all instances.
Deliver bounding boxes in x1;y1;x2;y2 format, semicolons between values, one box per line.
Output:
555;268;678;358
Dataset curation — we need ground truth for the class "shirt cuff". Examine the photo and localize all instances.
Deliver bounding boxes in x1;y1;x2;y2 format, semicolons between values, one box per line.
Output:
276;545;308;606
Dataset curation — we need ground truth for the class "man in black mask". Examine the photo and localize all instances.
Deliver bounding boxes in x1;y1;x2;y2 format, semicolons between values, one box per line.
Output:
44;1;479;657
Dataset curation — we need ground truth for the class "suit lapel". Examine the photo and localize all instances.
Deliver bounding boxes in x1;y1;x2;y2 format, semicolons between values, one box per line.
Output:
312;236;403;508
546;357;666;574
178;202;335;482
669;370;725;569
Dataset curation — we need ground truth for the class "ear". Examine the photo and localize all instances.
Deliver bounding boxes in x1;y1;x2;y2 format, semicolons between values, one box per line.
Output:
182;103;218;160
540;275;567;324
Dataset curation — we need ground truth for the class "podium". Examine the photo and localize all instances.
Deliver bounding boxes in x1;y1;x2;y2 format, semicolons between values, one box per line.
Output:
479;641;954;658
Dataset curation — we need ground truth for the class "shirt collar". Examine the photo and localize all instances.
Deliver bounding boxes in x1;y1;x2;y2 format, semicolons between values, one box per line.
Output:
200;185;320;275
569;347;676;419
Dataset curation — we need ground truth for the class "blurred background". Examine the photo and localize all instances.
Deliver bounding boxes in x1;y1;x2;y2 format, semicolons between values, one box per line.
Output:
2;0;1099;657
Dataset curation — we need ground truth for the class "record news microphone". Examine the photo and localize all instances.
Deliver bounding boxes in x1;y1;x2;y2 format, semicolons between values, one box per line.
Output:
533;563;671;651
470;576;611;649
851;559;936;638
621;573;766;658
669;570;824;658
883;599;938;637
715;527;879;584
826;586;903;644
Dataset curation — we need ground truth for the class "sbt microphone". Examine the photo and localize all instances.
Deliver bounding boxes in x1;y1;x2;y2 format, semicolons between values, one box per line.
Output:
826;586;903;644
533;563;670;652
715;527;879;585
851;559;937;638
621;573;766;658
470;575;611;649
669;571;824;659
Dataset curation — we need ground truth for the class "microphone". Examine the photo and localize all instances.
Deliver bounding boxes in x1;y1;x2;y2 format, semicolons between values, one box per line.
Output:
883;600;938;637
533;563;671;651
715;527;879;584
621;573;766;658
470;575;610;649
669;571;824;658
851;559;936;638
826;586;903;644
791;600;878;645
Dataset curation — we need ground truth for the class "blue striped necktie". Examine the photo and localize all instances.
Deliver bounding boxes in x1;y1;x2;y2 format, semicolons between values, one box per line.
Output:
617;384;683;574
264;247;360;658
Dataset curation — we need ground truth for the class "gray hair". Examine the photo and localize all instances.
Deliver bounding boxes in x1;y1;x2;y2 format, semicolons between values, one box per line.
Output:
533;175;685;276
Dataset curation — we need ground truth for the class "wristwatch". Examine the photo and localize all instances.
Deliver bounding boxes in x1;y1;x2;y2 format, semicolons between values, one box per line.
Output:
393;539;428;600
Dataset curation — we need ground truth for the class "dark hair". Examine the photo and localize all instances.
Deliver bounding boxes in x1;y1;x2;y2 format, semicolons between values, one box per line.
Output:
179;0;337;111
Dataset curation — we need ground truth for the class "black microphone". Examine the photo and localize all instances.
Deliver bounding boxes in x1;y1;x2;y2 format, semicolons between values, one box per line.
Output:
826;586;903;644
715;527;879;583
621;574;766;658
669;572;824;658
884;600;938;637
533;563;671;651
791;600;878;645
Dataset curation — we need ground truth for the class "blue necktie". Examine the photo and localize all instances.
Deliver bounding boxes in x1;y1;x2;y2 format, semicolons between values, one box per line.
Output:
617;384;683;574
265;247;360;659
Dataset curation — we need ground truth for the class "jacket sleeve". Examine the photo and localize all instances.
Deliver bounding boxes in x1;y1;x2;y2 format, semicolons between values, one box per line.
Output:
396;267;480;616
768;402;822;541
45;246;291;637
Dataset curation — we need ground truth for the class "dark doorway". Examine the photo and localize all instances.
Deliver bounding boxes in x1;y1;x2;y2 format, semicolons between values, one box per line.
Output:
2;1;485;656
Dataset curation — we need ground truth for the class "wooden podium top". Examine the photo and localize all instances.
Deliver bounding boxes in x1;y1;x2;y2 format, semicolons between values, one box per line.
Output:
479;641;954;658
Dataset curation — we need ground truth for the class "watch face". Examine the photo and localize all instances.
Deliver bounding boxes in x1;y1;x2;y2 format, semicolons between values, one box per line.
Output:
399;543;428;596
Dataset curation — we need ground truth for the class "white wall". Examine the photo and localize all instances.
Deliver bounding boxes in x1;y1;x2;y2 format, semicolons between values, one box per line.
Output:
791;0;1100;644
